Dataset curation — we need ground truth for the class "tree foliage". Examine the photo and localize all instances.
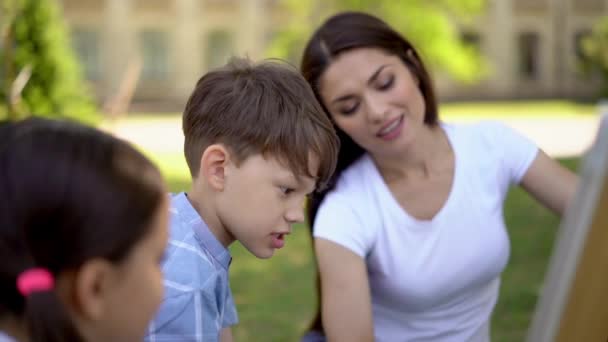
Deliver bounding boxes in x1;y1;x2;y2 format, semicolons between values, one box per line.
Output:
1;0;97;123
581;16;608;97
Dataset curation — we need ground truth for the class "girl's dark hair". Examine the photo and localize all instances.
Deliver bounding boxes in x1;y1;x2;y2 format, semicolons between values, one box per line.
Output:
0;117;165;341
300;11;440;334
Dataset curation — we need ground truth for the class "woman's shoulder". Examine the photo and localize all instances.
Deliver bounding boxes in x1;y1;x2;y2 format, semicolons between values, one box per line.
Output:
319;154;384;213
443;120;514;154
443;120;509;139
331;154;377;197
314;155;381;255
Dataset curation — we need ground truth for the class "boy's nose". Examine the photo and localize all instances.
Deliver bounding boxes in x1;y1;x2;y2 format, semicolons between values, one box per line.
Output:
285;205;305;224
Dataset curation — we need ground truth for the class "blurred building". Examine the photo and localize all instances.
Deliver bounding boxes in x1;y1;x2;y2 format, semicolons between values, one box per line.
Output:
58;0;606;110
439;0;606;101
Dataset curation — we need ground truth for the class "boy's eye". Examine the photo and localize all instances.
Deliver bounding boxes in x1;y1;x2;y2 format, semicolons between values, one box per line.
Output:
279;186;295;195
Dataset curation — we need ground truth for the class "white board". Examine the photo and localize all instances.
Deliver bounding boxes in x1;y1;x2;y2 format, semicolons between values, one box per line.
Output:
526;113;608;342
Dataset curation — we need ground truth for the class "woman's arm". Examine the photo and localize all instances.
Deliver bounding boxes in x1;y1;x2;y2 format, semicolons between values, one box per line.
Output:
520;150;579;215
315;238;374;342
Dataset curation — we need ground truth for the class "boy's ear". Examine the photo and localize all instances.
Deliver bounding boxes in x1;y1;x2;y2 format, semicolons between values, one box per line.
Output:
200;144;231;191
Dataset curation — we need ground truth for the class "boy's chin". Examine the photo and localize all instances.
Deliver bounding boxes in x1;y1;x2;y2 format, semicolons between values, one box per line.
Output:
245;244;276;259
255;249;276;259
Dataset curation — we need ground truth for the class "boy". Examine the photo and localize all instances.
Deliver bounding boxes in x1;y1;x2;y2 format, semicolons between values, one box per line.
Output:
145;57;339;341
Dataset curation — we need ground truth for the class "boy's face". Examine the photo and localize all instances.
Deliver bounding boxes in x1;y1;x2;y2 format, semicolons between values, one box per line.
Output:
216;153;318;259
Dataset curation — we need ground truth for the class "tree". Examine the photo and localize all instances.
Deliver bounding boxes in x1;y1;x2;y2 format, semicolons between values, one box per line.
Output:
0;0;97;123
266;0;487;83
581;16;608;98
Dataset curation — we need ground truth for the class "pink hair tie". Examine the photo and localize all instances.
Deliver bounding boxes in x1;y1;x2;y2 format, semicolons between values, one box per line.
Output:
16;268;55;297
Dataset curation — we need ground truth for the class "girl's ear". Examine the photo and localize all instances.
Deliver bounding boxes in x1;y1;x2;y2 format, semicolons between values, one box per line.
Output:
69;259;115;320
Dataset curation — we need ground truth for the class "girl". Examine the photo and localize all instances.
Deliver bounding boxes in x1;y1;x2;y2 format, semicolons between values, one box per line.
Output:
0;118;169;342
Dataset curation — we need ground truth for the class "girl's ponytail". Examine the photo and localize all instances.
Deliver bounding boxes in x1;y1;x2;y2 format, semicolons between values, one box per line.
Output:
16;268;83;342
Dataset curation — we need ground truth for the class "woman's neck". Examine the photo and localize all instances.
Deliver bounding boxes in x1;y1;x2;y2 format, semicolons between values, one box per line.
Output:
372;124;451;184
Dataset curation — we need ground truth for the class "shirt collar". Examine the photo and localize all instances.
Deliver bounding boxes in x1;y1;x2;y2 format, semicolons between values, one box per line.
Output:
172;192;232;269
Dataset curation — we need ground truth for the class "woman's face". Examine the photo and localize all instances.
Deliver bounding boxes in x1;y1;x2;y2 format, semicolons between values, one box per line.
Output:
319;47;427;158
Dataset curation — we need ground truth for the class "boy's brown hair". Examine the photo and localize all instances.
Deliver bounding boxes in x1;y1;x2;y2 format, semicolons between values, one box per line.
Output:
182;57;339;189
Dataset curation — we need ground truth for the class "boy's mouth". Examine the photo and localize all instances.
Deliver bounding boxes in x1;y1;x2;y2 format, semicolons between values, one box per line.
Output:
271;233;287;249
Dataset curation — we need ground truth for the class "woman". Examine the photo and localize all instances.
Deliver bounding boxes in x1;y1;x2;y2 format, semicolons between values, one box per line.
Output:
0;117;169;342
300;11;577;342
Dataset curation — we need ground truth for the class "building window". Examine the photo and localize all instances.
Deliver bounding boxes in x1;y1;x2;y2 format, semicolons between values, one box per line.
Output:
574;29;594;79
510;0;549;14
133;0;171;12
518;32;540;80
139;30;169;81
461;31;482;53
71;28;100;80
574;29;592;64
513;0;548;13
206;30;235;70
572;0;605;13
60;0;104;12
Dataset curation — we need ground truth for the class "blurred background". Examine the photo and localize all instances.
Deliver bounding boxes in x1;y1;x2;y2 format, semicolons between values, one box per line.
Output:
3;0;606;113
1;0;607;341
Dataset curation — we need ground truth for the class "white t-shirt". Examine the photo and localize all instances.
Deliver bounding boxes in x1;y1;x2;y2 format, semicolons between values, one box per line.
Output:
313;121;538;342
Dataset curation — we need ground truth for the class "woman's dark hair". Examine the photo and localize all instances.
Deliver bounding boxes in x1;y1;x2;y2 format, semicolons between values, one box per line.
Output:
300;11;440;334
0;117;165;341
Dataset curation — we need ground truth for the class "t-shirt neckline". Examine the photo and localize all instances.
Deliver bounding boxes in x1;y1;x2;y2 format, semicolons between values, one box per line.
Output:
366;123;459;226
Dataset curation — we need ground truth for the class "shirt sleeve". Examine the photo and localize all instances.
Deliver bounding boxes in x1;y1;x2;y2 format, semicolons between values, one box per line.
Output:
498;122;538;184
222;284;239;327
481;121;539;185
312;193;375;258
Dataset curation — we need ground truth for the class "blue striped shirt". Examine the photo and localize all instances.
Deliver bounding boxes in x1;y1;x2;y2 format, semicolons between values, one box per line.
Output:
0;332;16;342
145;192;238;342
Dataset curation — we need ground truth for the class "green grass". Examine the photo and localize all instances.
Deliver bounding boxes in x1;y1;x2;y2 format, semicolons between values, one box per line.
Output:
229;226;317;341
154;145;580;342
142;150;191;189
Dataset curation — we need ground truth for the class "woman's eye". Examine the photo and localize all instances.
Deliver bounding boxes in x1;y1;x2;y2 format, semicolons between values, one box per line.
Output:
378;75;394;90
340;103;359;115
